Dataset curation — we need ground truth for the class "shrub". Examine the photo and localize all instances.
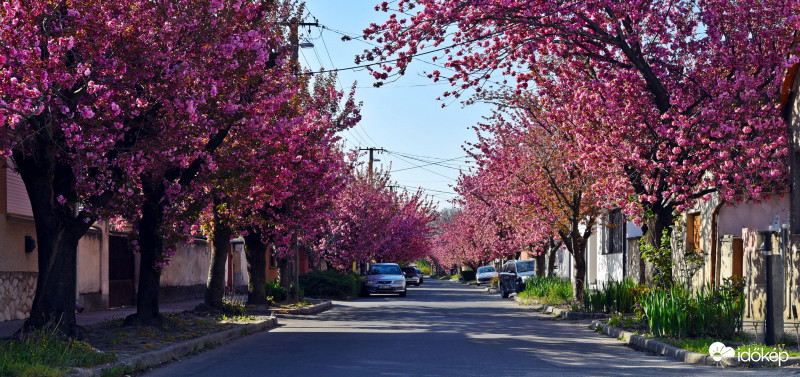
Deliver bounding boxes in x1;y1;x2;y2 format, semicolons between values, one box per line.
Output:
459;269;476;282
639;276;745;339
299;270;364;299
583;278;638;314
265;280;287;303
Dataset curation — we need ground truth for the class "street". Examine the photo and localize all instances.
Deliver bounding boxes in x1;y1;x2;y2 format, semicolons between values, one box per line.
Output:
142;280;789;376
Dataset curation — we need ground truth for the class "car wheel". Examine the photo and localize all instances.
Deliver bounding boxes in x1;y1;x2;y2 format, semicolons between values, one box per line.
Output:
399;290;407;297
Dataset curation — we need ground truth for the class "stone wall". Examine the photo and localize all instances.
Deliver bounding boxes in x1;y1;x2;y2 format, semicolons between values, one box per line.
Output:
0;271;37;321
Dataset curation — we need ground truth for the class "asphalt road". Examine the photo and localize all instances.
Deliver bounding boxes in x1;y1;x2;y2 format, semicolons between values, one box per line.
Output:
143;279;793;376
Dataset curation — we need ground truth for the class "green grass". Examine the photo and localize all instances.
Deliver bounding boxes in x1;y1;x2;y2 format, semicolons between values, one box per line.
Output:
521;276;573;305
583;278;638;314
0;326;118;377
659;336;800;357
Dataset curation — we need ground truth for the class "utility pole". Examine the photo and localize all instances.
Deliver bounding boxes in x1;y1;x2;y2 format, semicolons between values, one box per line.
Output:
359;147;384;183
289;17;319;76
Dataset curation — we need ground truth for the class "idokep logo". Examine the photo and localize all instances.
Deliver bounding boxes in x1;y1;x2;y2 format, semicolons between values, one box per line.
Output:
708;342;735;362
709;342;791;366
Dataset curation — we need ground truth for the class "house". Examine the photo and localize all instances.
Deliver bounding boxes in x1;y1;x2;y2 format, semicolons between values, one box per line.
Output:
0;161;257;322
586;209;643;290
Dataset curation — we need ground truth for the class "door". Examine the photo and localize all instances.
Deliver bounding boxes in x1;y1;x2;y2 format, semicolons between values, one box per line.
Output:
108;235;135;308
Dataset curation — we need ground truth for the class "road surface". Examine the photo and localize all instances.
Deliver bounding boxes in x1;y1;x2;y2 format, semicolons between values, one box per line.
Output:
143;279;791;376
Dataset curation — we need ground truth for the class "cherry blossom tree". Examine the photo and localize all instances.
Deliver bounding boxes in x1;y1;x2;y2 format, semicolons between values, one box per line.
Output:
1;0;302;331
362;0;799;256
324;166;436;270
467;95;607;301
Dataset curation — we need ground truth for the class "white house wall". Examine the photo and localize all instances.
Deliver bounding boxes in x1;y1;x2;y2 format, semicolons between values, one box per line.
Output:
718;196;789;236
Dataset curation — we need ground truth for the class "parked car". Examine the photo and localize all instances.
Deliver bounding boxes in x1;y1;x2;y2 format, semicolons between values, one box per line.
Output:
499;259;537;298
365;263;407;296
475;265;498;285
415;268;424;284
401;266;421;286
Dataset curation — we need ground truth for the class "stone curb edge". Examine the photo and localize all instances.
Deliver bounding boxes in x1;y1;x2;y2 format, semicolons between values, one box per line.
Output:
512;295;609;320
268;299;332;315
589;320;800;368
67;317;279;377
245;299;333;316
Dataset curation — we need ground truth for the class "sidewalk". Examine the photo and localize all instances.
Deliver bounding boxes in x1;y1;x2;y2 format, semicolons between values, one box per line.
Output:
0;299;202;338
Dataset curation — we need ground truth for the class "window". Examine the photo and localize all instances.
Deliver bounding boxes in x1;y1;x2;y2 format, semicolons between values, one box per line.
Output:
604;209;625;254
686;213;701;252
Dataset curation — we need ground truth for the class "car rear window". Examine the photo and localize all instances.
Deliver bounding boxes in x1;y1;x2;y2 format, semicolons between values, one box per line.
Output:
478;267;495;273
517;261;535;272
401;267;416;274
368;265;402;275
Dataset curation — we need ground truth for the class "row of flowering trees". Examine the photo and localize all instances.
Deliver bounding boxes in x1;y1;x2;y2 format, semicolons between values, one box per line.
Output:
1;0;436;337
365;0;800;301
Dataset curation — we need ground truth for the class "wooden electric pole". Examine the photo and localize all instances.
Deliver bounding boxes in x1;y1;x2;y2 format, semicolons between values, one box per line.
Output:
359;147;384;183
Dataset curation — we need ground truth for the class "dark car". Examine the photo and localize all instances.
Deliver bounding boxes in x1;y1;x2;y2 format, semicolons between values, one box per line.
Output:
401;266;421;286
415;268;424;285
499;259;537;298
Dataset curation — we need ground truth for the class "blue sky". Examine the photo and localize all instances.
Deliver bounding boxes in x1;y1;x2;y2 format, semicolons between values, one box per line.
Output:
301;1;493;208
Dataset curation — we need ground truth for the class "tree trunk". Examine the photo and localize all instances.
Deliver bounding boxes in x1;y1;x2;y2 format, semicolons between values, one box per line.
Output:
14;141;92;338
641;205;675;286
278;257;292;303
572;250;587;303
125;184;163;327
244;232;268;306
205;207;232;310
547;248;557;277
22;227;81;337
535;252;546;276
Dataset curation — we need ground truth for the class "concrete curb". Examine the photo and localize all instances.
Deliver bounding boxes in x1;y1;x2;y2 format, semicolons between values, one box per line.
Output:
269;299;332;315
513;296;609;320
67;317;278;377
590;320;800;368
245;299;333;316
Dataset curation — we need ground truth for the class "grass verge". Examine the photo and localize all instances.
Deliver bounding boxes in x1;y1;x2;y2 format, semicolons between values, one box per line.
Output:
0;326;117;377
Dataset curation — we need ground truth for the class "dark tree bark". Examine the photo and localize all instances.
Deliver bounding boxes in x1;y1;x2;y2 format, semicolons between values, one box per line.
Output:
14;131;94;338
547;247;557;277
125;180;164;327
205;202;232;310
534;250;546;276
244;231;268;306
278;258;292;303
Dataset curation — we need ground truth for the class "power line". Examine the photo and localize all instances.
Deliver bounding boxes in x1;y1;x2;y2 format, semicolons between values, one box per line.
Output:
388;152;456;181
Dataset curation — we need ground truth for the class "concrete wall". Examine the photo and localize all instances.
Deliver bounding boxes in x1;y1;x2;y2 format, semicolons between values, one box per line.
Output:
160;240;210;301
77;227;105;311
0;164;39;321
0;216;38;272
719;196;789;237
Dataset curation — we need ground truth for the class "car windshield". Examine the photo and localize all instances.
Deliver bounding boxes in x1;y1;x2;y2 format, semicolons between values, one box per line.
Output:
478;267;495;273
368;265;402;275
516;261;535;272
